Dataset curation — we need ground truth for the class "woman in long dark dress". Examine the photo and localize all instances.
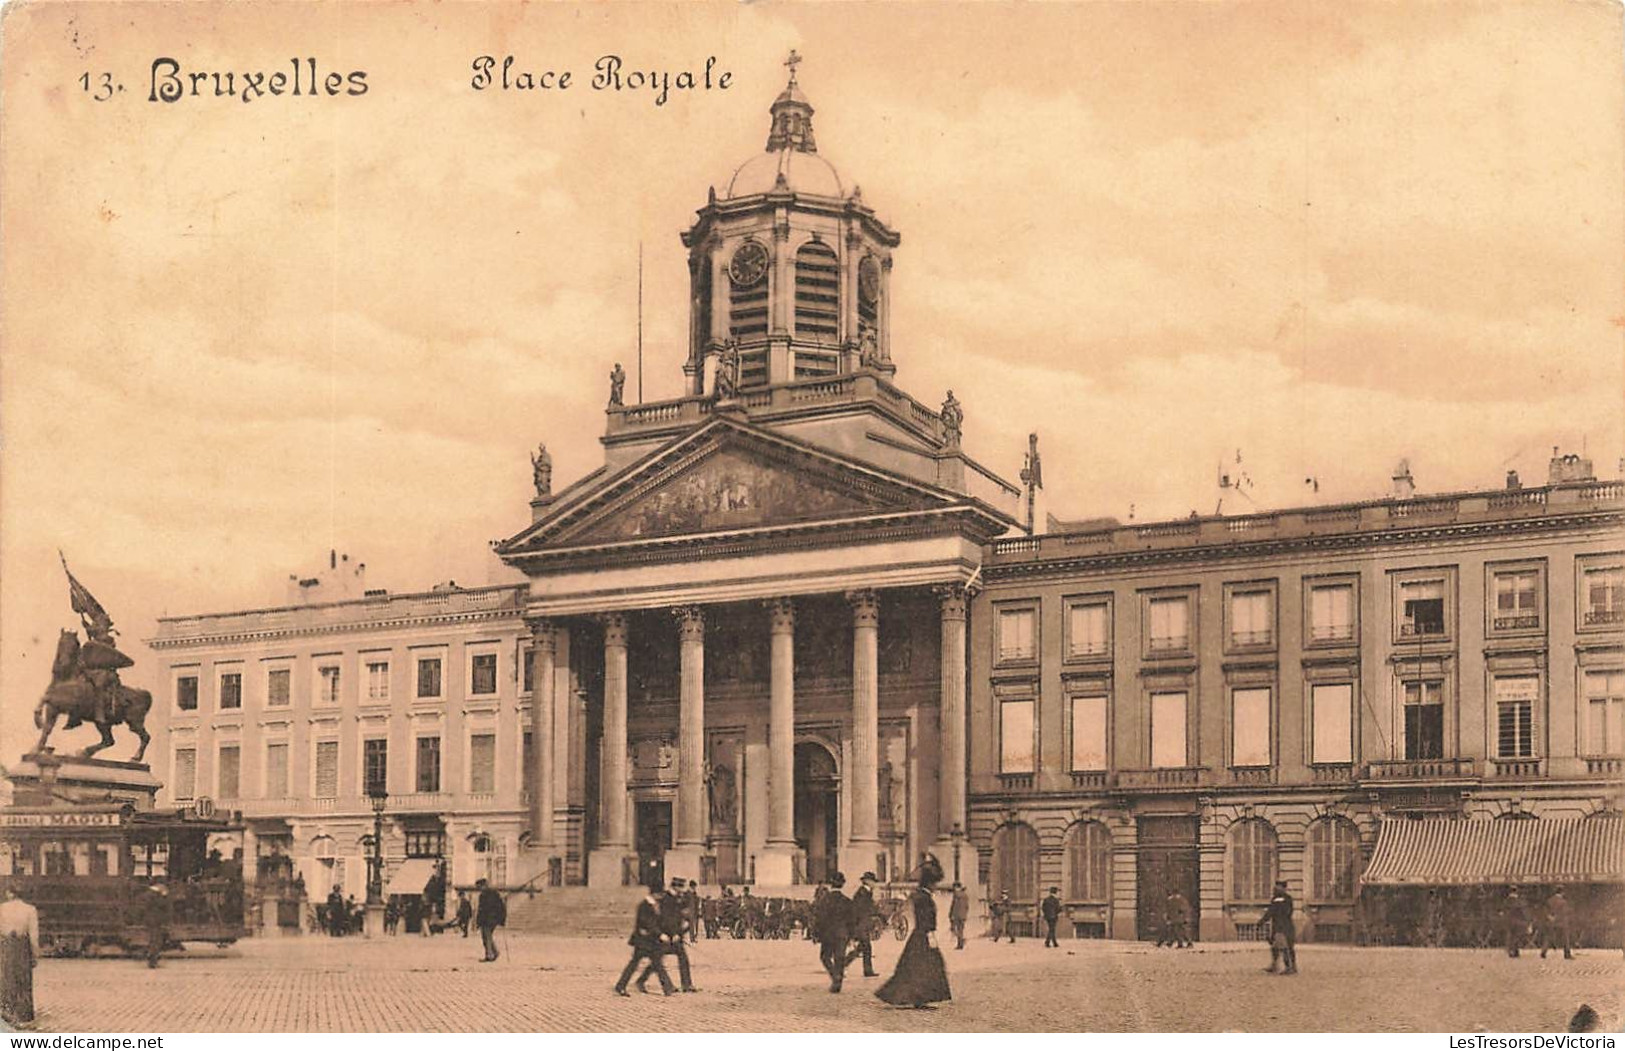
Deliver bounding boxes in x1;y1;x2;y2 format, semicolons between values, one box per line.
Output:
876;854;951;1009
0;887;40;1027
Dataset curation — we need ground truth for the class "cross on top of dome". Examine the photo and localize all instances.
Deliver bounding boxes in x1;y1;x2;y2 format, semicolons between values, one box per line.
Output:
766;49;816;153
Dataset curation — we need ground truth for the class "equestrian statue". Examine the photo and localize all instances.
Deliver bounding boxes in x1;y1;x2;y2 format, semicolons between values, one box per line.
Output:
32;554;152;762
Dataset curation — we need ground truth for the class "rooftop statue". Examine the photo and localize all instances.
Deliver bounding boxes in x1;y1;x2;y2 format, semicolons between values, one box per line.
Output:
939;390;964;449
608;362;626;408
32;555;152;762
714;341;741;401
531;442;553;498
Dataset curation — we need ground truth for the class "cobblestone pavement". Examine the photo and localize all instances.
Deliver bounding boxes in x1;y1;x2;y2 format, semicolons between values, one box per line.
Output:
18;932;1625;1033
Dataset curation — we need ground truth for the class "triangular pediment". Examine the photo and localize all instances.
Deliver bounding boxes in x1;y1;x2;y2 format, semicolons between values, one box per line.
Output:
504;418;967;552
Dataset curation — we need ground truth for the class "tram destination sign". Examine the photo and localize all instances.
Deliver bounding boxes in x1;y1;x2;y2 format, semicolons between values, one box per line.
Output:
0;810;125;828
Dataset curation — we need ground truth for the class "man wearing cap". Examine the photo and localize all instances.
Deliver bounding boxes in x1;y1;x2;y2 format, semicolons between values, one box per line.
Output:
660;876;699;992
846;871;880;978
949;882;970;950
1041;886;1063;947
1503;887;1530;958
144;884;171;969
615;882;676;996
815;871;853;992
1541;886;1574;961
475;877;506;962
1263;880;1296;974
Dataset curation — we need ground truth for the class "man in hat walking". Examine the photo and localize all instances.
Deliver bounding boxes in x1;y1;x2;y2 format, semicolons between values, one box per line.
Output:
949;882;970;950
661;877;698;992
816;872;853;992
1041;886;1063;947
1503;887;1530;958
1264;880;1296;974
144;884;171;969
847;871;880;978
1541;886;1574;961
475;877;506;962
615;882;676;996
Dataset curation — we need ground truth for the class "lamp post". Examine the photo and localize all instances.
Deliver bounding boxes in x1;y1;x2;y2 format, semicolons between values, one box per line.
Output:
364;784;387;937
950;821;965;885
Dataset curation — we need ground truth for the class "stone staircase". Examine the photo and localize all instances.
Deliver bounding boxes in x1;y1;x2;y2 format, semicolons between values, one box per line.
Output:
503;886;647;938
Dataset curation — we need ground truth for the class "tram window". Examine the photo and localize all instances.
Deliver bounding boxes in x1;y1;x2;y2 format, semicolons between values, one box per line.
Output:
0;843;12;876
42;840;71;876
70;842;92;876
90;843;118;876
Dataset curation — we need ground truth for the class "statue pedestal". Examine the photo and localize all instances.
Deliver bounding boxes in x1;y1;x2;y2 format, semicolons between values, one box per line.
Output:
7;752;161;810
363;902;386;938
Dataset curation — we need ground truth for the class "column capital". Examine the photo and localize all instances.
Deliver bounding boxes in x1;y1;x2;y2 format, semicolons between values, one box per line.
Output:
673;605;706;643
933;584;970;622
524;615;557;651
845;588;880;628
598;612;628;647
765;597;796;634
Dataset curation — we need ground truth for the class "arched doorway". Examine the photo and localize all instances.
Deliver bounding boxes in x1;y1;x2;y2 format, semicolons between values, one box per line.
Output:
794;741;839;883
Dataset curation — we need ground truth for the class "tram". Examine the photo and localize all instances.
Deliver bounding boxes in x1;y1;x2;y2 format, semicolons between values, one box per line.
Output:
0;800;248;956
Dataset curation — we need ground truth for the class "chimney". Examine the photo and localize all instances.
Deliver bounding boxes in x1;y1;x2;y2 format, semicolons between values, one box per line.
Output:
1547;448;1595;486
1505;470;1521;490
1391;458;1415;499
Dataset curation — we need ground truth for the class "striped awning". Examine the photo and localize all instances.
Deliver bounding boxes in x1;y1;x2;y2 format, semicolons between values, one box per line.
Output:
1362;817;1625;886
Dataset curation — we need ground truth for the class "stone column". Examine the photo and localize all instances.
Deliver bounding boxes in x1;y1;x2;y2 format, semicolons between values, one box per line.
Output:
665;606;712;884
844;589;883;878
524;616;557;852
588;612;632;888
758;598;803;885
934;587;969;844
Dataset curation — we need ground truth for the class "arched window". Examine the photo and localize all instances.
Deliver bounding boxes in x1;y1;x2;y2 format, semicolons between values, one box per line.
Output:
794;241;840;342
1227;818;1278;902
471;833;507;888
1307;816;1362;903
1065;821;1112;902
992;822;1039;903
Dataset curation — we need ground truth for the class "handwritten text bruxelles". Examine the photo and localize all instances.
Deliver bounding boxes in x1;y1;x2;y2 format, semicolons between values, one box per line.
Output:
471;55;731;106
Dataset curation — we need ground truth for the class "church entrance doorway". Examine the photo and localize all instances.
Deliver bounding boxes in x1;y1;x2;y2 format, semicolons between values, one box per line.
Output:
635;800;671;890
794;741;840;884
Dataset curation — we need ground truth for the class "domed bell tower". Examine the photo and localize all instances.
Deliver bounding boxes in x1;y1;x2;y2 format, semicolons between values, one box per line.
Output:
681;52;901;397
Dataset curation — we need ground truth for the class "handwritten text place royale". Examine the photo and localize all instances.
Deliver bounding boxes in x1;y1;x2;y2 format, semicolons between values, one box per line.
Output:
471;55;731;106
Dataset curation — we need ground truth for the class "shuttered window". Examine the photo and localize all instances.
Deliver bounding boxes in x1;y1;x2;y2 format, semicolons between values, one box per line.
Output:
173;748;197;800
470;734;497;793
314;741;339;798
217;745;240;799
265;743;289;798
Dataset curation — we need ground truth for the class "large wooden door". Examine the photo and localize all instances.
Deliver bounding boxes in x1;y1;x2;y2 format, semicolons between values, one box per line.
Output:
1136;815;1200;941
636;801;671;889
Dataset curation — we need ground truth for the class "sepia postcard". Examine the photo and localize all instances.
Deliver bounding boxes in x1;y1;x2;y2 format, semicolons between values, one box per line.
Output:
1;0;1623;1038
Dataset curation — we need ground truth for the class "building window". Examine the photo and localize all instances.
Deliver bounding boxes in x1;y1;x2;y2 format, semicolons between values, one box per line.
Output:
1000;697;1035;774
991;823;1038;902
1403;680;1444;760
470;654;498;696
1229;590;1273;648
1231;687;1271;768
1492;569;1542;632
469;734;498;793
1065;821;1112;902
1308;817;1362;903
218;672;242;711
1311;683;1353;764
317;664;341;705
417;657;443;699
522;731;535;797
523;649;535;693
1582;564;1624;628
405;831;445;859
1399;579;1447;637
1070;695;1108;772
416;736;442;793
176;675;199;712
1148;596;1190;653
173;748;197;800
363;739;388;796
265;742;290;798
1309;583;1356;643
1228;818;1278;903
314;741;339;799
217;744;240;799
1065;600;1110;659
998;608;1038;663
1586;671;1624;757
366;660;390;702
1150;691;1187;768
266;668;291;707
1495;677;1537;759
793;240;840;342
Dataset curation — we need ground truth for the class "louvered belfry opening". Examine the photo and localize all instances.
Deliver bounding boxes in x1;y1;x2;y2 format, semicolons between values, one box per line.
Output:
794;240;840;342
728;268;768;342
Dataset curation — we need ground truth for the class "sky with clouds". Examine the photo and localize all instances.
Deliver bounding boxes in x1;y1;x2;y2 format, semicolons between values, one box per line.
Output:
2;1;1621;760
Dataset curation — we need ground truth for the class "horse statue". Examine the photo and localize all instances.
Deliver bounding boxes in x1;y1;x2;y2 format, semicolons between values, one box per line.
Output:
32;628;153;762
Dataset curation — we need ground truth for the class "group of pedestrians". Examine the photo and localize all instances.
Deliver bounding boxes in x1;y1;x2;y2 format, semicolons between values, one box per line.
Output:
809;870;881;991
1500;885;1576;960
613;877;700;996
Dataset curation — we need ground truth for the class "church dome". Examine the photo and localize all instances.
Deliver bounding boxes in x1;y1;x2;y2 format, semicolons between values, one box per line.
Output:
726;147;844;199
721;52;844;201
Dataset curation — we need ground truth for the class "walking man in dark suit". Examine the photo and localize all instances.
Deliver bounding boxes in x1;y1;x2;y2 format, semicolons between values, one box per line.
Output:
1541;886;1574;960
615;883;676;996
684;881;701;945
816;871;853;992
1041;886;1063;947
1263;880;1296;974
143;884;171;969
661;877;699;992
846;871;880;977
949;882;970;949
1503;887;1530;958
475;877;506;962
